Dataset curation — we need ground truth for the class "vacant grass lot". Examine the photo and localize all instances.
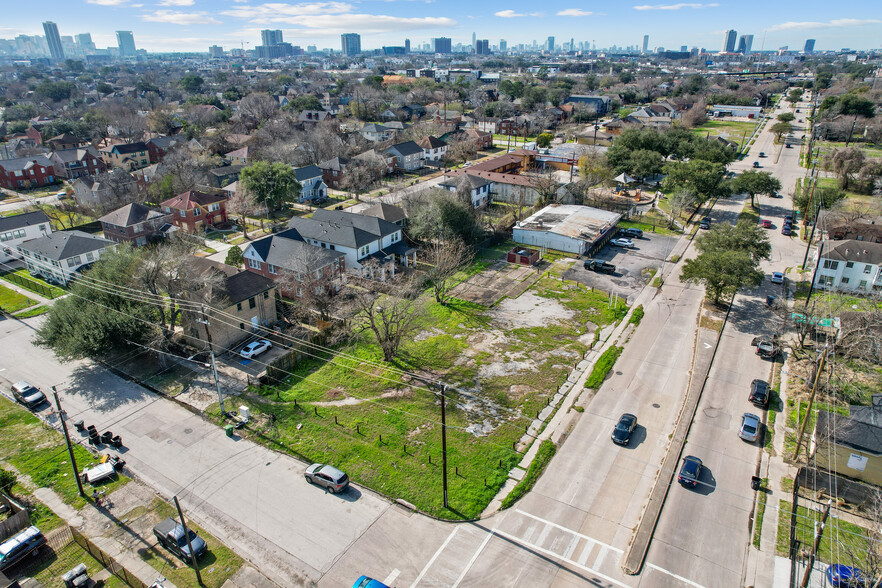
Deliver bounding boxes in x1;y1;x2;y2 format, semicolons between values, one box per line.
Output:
23;539;128;588
776;499;873;568
815;140;882;160
211;258;627;519
0;283;35;313
692;119;759;144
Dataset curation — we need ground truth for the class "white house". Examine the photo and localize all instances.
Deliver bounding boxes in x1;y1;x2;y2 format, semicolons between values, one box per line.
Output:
294;165;327;203
814;240;882;293
438;173;494;208
0;211;53;263
17;230;115;285
360;123;395;142
417;136;448;163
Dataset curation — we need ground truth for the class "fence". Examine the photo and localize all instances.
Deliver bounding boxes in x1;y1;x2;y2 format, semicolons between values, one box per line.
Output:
2;270;58;299
796;465;878;508
71;526;149;588
0;509;30;543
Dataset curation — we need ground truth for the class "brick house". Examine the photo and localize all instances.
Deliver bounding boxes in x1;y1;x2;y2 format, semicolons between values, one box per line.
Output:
99;142;150;171
160;190;228;233
146;136;183;164
48;147;106;179
463;127;493;149
46;133;84;151
17;230;115;286
98;202;172;246
0;210;52;263
318;157;350;189
818;212;882;244
0;156;57;190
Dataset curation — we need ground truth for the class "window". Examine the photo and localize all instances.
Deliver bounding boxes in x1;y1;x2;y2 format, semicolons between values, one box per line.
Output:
164;207;171;213
263;291;269;299
841;277;850;284
822;276;834;286
859;280;868;289
248;297;256;309
236;302;242;311
67;256;81;267
268;264;277;275
239;322;245;330
248;258;262;270
846;261;854;268
865;265;873;274
86;252;94;262
208;203;220;212
822;260;839;270
179;209;186;217
194;208;201;216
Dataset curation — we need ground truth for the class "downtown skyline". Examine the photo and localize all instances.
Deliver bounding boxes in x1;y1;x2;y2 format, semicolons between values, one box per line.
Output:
1;0;880;54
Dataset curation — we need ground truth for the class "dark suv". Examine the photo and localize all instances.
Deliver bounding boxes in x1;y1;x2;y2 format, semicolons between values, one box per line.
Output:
749;379;770;407
618;227;643;239
677;456;702;488
584;259;616;273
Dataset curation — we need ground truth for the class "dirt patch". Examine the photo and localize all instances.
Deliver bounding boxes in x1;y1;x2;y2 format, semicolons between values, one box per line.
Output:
489;291;575;328
477;358;539;379
313;388;414;407
414;327;446;342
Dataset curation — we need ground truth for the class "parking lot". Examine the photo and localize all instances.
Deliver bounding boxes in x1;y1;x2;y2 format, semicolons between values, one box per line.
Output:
562;232;679;302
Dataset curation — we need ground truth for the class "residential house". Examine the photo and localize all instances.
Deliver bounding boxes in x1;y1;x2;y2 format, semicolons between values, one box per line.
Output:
99;142;150;171
417;136;448;163
385;141;424;172
317;157;350;189
242;229;346;299
439;173;494;208
183;258;279;350
0;211;52;263
225;146;253;166
359;123;396;142
814;240;882;293
146;136;183;163
812;396;882;486
294;165;327;203
432;110;462;130
208;165;244;189
298;110;334;125
498;116;531;136
0;156;57;190
48;147;106;180
285;208;416;276
355;149;396;176
160;190;228;233
463;127;493;149
563;95;612;115
98;202;172;246
401;104;426;119
46;133;84;151
818;212;882;243
71;170;137;209
360;202;407;227
17;230;115;285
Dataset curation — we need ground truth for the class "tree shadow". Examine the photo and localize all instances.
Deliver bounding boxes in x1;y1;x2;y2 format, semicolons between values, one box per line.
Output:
64;364;155;414
724;292;784;337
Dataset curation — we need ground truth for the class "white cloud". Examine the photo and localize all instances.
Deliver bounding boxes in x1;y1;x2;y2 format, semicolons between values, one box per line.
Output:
158;0;195;5
556;8;593;16
141;10;222;24
495;9;524;17
86;0;129;5
221;2;354;18
767;18;882;32
633;3;718;10
232;0;249;3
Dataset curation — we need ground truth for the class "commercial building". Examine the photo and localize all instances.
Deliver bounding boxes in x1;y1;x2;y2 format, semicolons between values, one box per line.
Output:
433;37;451;54
475;39;490;56
42;22;64;61
804;39;816;54
721;29;737;53
116;31;136;57
737;34;753;54
208;45;224;58
642;35;649;53
261;29;283;46
341;33;361;56
513;204;622;256
547;36;555;52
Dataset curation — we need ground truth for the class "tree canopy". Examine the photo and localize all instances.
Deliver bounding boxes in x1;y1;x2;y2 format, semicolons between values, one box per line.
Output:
731;170;782;207
239;161;302;210
662;159;728;202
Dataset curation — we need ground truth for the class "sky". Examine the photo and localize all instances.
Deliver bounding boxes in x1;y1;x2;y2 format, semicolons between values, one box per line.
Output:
3;0;881;53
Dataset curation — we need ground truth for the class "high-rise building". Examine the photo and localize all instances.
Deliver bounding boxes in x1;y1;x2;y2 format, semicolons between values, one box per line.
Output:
116;30;136;57
804;39;816;54
208;45;224;58
547;36;555;52
341;33;361;56
681;45;688;53
472;32;476;47
499;39;507;52
642;35;649;53
404;39;410;53
75;33;95;52
433;37;451;53
42;21;64;60
722;29;737;53
475;39;490;55
261;29;283;46
737;34;754;54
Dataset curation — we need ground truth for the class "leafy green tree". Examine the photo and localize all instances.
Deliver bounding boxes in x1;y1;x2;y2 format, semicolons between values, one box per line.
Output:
34;80;76;102
695;220;772;265
629;149;664;179
777;112;795;123
179;74;204;93
225;245;245;269
837;94;876;118
787;88;804;104
662;159;728;202
285;94;323;112
407;190;482;243
770;121;793;141
794;184;846;222
731;170;782;207
239;161;301;211
0;469;16;495
222;86;244;101
680;249;765;304
96;82;114;96
536;133;553;148
690;138;737;164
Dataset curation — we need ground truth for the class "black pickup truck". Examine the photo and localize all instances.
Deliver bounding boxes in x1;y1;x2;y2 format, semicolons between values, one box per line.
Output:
153;518;207;563
584;259;616;273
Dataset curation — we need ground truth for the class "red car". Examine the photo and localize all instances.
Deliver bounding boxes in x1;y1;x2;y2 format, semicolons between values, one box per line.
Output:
761;219;772;228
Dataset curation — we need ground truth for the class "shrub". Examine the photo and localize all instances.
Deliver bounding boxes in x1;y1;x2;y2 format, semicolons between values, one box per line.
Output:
629;305;644;325
0;469;16;494
585;346;624;389
500;440;556;509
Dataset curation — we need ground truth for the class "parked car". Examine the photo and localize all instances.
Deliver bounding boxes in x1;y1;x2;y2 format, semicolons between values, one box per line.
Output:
749;379;770;407
618;227;643;239
0;526;46;570
826;564;866;587
239;340;272;359
584;259;616;274
752;161;760;168
784;214;794;223
305;463;350;493
771;272;784;284
11;381;46;409
754;338;781;359
761;219;772;228
609;238;634;248
153;518;207;564
771;192;783;198
739;413;762;443
699;218;711;229
781;225;793;236
353;577;391;588
611;413;638;445
758;152;766;158
785;143;792;148
677;456;703;488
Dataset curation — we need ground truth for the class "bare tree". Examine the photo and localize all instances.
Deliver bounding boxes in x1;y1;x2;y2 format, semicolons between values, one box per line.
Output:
344;154;386;200
276;248;343;322
347;274;423;362
529;173;561;205
237;93;279;127
421;239;475;304
226;190;256;239
445;136;479;166
668;189;699;228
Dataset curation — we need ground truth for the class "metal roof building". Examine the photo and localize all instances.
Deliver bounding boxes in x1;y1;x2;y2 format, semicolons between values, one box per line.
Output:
513;204;621;255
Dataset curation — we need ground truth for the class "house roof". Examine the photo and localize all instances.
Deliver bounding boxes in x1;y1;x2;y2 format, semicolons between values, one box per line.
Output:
360;123;391;134
849;395;882;427
821;240;882;266
361;202;407;224
0;156;54;172
298;110;331;121
417;136;447;149
47;132;82;145
210;165;244;178
286;208;400;249
317;156;350;172
0;210;51;232
189;258;274;305
387;141;424;157
160;190;226;210
816;410;882;456
440;173;493;191
108;142;147;155
294;164;323;182
225;146;251;159
247;228;344;271
51;146;101;163
17;230;114;261
147;136;182;150
98;203;167;227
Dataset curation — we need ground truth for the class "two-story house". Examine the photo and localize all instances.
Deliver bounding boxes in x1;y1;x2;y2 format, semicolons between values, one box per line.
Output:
814;240;882;293
439;174;494;208
385;141;424;172
317;157;350;189
242;229;346;299
360;123;395;142
99;142;150;171
285;208;416;277
417;136;448;163
0;156;57;190
463;127;493;149
225;146;253;166
360;202;407;227
46;133;84;151
160;190;228;233
146;136;183;164
298;110;334;126
294;165;328;203
98;202;172;246
0;211;52;263
17;230;115;285
71;170;137;210
48;147;106;180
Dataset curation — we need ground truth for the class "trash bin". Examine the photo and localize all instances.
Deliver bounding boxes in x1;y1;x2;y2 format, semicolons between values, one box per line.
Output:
225;425;234;437
751;476;761;491
73;419;85;432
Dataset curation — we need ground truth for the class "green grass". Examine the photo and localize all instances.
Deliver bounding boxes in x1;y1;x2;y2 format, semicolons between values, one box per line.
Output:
1;268;67;299
500;440;556;510
776;499;874;568
14;305;49;318
618;216;683;237
739;202;761;225
692;119;759;143
0;283;35;313
752;478;769;548
652;276;663;288
585;346;624;389
629;305;644;326
22;537;127;588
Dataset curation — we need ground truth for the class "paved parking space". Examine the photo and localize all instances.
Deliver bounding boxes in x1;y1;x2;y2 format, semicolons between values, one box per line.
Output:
563;233;679;302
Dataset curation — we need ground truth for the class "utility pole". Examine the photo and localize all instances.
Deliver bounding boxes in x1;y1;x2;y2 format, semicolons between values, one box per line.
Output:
173;496;203;586
804;241;824;309
789;473;802;588
198;305;226;415
800;499;832;587
793;348;827;461
439;382;449;509
52;388;85;498
802;197;822;271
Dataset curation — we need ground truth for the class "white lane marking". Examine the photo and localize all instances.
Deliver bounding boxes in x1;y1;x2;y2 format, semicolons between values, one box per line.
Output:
409;526;460;588
646;563;707;588
493;528;632;588
576;541;595;566
383;568;400;586
451;527;495;588
514;508;624;554
591;547;607;572
534;522;552;549
562;535;579;560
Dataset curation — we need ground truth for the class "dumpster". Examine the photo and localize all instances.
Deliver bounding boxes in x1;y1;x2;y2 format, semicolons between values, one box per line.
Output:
225;425;234;437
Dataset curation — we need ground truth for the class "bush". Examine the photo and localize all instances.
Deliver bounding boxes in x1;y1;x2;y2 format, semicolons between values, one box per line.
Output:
0;469;16;494
500;440;556;509
629;305;644;325
585;346;624;389
670;255;680;263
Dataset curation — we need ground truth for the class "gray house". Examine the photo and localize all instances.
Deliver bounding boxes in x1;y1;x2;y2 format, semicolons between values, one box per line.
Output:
17;230;115;285
294;165;328;203
385;141;424;172
0;210;52;263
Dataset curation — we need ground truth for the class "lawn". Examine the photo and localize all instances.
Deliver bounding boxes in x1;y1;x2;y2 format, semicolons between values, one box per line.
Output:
692;119;759;145
207;266;627;519
815;140;882;161
1;268;67;299
619;211;683;237
0;283;35;313
816;177;876;210
21;537;128;588
14;305;49;318
776;499;874;569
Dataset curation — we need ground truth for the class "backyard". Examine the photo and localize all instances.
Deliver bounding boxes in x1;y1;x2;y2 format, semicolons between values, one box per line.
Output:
209;254;627;519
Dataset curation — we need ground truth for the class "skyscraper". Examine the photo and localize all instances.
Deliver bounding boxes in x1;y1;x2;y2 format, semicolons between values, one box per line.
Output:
341;33;361;56
642;35;649;53
499;39;507;52
433;37;451;53
404;39;410;53
546;36;555;52
76;33;95;52
804;39;816;54
475;39;490;55
116;31;136;57
261;29;283;46
208;45;224;58
722;29;737;53
737;34;754;54
472;32;476;47
42;21;64;60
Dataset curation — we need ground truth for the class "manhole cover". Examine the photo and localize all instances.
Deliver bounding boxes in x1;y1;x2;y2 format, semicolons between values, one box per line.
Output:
652;403;660;408
183;428;193;434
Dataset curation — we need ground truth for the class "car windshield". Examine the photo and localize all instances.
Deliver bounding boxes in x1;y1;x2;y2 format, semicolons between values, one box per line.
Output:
615;422;630;431
742;424;757;434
